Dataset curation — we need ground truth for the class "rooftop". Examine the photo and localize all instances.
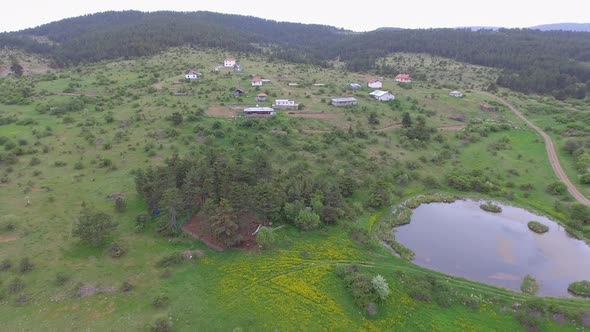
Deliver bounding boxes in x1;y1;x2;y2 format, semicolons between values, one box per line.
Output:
369;90;391;97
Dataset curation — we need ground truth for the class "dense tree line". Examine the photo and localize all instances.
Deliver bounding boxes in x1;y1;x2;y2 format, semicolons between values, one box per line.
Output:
1;11;589;98
133;149;351;246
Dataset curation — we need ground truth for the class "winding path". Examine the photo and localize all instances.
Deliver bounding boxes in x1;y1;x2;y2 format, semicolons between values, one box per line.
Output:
482;92;590;206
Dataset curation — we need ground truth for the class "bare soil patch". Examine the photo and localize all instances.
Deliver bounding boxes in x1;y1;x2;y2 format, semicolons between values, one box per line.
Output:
207;106;235;118
286;112;342;120
183;211;261;252
0;236;17;243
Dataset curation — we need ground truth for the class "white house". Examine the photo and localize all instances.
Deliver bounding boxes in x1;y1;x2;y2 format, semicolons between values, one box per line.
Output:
185;70;202;80
449;90;464;98
369;90;395;102
273;99;299;109
224;58;236;67
368;80;382;89
251;77;263;86
395;74;412;83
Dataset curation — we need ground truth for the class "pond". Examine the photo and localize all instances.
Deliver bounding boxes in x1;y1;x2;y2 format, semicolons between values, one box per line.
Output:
394;199;590;297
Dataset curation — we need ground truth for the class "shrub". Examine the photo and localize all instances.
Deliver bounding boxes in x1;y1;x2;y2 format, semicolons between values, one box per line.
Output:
521;275;540;295
152;317;171;332
54;272;70;286
72;208;116;246
546;181;567;195
0;259;13;271
256;226;277;250
152;295;170;308
156;252;184;268
120;281;133;292
568;280;590;297
515;309;544;332
527;221;549;234
8;278;25;294
114;197;127;212
135;213;150;230
18;257;34;274
294;209;321;231
371;275;391;301
107;242;127;258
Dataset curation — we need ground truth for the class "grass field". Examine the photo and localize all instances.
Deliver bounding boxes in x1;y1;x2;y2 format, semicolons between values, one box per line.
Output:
1;48;589;331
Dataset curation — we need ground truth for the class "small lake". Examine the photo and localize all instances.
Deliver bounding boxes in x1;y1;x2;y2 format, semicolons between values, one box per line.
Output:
394;199;590;297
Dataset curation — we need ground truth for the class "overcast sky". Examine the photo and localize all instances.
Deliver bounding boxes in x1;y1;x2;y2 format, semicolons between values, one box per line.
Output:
1;0;588;32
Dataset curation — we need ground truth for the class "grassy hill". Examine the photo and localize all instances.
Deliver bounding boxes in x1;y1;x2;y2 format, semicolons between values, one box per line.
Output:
0;47;589;330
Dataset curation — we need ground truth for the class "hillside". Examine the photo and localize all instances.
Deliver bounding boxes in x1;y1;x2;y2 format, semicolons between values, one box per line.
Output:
1;46;590;330
530;23;590;32
1;11;590;99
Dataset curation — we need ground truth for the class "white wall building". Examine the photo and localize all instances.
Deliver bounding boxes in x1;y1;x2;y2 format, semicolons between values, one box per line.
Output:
369;90;395;101
224;58;236;67
368;80;382;89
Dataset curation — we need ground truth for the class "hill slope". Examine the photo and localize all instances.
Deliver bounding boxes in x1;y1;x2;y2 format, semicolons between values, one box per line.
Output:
1;11;590;99
530;23;590;32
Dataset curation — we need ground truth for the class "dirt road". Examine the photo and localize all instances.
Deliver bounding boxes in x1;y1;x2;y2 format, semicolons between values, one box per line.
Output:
482;92;590;206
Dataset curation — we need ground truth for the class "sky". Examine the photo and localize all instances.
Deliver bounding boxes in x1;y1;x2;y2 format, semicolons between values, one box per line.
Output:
1;0;588;32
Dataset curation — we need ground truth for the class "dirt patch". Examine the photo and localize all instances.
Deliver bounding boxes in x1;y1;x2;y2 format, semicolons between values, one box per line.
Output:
195;135;207;143
109;193;126;202
438;124;466;131
207;106;235;118
286;112;342;120
0;236;17;243
183;212;261;252
183;249;205;260
79;285;117;297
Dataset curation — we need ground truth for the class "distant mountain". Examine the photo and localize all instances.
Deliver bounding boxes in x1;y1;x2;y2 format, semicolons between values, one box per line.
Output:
374;27;404;31
529;23;590;32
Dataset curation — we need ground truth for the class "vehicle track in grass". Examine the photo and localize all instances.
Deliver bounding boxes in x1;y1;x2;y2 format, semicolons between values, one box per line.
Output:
481;92;589;206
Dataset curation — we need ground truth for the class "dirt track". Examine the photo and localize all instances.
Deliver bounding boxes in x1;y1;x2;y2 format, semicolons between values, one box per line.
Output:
301;123;464;134
482;92;590;206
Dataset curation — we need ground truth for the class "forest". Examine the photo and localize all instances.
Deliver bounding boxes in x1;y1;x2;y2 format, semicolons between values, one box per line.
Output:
1;11;590;99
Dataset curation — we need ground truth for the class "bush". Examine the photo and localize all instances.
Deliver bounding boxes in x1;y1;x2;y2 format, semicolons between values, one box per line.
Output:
568;280;590;297
135;212;150;230
527;221;549;234
152;295;170;308
156;252;184;268
18;257;34;274
294;209;321;231
114;197;127;212
515;309;544;332
54;272;70;286
521;275;540;295
371;275;391;301
256;226;277;250
8;278;25;294
546;181;567;195
121;281;133;292
107;242;127;258
0;259;13;271
152;317;171;332
73;208;116;246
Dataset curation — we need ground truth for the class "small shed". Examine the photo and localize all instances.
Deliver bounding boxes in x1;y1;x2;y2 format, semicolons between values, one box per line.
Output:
449;90;464;98
368;80;382;89
233;88;245;97
395;74;412;83
256;93;268;101
348;83;362;90
273;99;299;109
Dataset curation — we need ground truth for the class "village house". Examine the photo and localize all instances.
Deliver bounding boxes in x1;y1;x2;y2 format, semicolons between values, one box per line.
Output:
331;97;358;107
233;88;245;97
256;93;267;101
480;103;496;111
224;57;236;67
288;83;299;87
395;74;412;83
368;80;382;89
243;106;276;116
348;83;362;90
449;90;464;98
251;77;263;86
369;90;395;102
184;70;202;80
272;99;299;110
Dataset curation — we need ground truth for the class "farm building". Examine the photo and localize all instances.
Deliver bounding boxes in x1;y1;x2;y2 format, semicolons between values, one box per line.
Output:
288;83;299;86
243;106;276;116
368;80;382;89
184;70;202;80
331;97;358;107
395;74;412;83
233;88;245;97
348;83;362;90
273;99;299;110
256;93;267;101
449;90;464;98
224;58;236;67
480;103;496;111
369;90;395;101
251;77;263;86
